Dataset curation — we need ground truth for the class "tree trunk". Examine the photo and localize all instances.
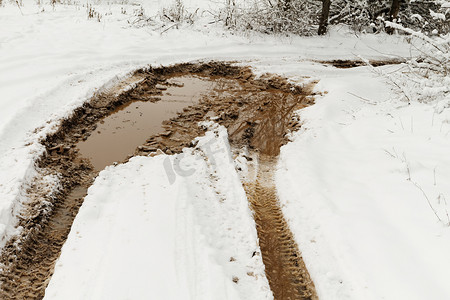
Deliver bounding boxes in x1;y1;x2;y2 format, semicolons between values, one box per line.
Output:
318;0;332;35
386;0;401;34
389;0;401;20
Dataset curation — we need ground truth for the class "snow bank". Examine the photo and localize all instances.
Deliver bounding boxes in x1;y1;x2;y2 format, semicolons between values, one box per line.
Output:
276;65;450;299
44;124;272;300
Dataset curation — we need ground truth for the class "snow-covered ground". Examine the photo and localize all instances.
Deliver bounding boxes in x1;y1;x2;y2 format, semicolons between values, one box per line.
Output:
276;64;450;299
2;0;449;299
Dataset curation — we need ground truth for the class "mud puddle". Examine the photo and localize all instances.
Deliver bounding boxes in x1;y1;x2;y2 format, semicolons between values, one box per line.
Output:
0;62;318;299
77;76;215;171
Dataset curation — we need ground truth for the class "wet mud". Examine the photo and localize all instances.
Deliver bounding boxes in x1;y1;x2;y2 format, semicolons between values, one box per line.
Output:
244;156;317;300
77;76;215;171
0;62;317;299
318;58;404;68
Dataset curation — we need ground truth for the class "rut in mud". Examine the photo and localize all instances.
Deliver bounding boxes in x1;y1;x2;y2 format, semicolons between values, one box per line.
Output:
0;62;318;299
0;187;88;299
245;157;316;300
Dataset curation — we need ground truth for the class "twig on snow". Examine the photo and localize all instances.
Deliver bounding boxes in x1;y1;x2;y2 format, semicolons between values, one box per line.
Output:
412;181;443;224
15;0;24;15
160;23;179;35
347;92;377;105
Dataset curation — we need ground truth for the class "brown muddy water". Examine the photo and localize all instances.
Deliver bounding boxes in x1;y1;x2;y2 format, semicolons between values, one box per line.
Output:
0;62;318;300
77;76;215;171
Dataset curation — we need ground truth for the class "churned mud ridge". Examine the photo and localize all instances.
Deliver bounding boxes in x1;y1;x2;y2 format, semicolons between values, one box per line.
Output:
318;58;404;68
134;69;317;158
245;156;317;300
0;61;318;299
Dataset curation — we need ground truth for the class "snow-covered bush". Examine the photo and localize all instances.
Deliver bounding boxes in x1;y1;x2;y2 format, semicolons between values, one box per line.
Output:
126;5;155;28
219;0;320;36
329;0;382;32
86;4;102;22
382;22;449;105
328;0;449;34
160;0;197;26
402;1;449;35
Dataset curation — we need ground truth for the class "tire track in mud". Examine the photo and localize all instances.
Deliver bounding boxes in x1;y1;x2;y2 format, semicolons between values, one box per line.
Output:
0;62;319;299
244;156;317;300
0;186;89;299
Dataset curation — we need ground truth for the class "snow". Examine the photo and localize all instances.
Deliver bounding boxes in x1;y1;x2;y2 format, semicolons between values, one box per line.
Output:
2;0;449;299
276;64;450;299
45;123;272;300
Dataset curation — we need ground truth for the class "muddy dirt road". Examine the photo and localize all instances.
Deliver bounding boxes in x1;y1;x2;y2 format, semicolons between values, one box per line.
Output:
0;62;318;299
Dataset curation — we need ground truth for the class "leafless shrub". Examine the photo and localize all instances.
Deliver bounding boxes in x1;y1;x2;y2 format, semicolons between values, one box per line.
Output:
402;1;449;35
86;4;102;22
160;0;198;26
328;0;449;35
379;22;449;105
329;0;378;32
219;0;320;36
127;5;156;28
